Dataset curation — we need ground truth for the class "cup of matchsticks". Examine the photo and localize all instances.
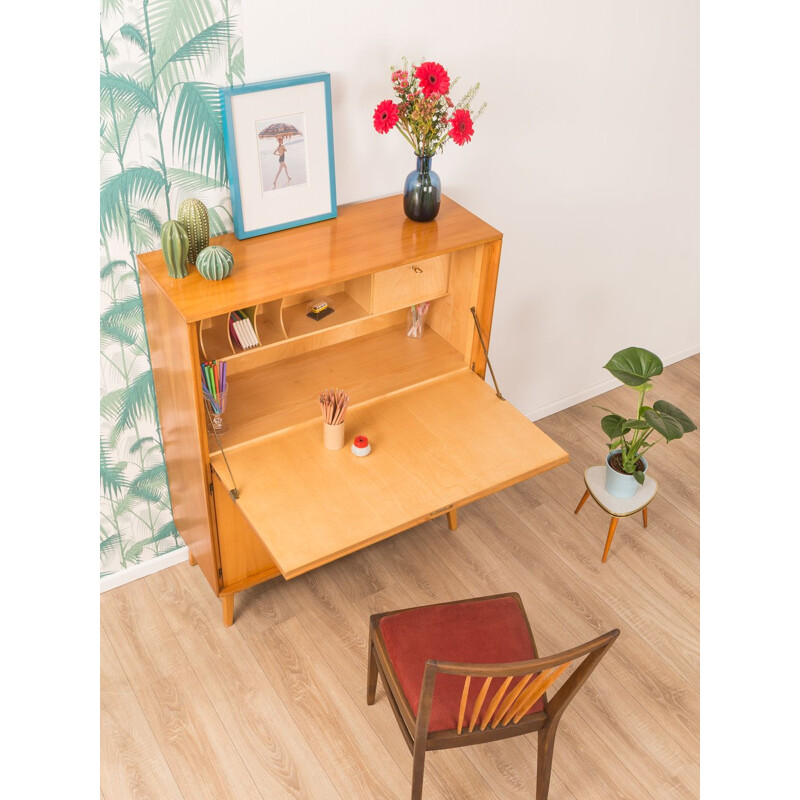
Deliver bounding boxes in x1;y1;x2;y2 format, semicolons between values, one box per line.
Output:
319;387;349;450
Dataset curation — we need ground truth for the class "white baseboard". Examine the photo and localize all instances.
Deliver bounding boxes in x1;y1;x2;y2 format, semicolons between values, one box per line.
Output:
100;547;188;593
524;345;700;422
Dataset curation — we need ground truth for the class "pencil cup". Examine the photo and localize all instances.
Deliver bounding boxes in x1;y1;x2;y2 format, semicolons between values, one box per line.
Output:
407;303;430;338
203;385;229;435
323;422;345;450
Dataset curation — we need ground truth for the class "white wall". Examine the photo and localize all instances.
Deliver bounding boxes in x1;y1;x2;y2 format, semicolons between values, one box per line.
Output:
244;0;699;419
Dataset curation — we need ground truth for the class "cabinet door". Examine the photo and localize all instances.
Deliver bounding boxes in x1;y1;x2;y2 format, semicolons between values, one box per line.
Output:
210;369;568;579
211;468;280;590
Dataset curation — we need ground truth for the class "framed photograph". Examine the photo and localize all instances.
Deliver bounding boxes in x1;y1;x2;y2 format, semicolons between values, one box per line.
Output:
220;73;337;239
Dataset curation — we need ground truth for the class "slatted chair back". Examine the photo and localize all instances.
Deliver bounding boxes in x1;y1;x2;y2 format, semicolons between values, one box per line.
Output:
416;629;619;743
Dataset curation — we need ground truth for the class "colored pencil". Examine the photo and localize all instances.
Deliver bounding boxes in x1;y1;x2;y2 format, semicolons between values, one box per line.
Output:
318;388;349;425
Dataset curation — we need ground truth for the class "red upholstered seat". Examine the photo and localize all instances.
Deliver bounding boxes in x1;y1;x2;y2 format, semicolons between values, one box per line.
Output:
378;596;544;732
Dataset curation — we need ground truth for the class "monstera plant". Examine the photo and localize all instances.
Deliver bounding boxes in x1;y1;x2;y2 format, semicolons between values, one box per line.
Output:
598;347;697;491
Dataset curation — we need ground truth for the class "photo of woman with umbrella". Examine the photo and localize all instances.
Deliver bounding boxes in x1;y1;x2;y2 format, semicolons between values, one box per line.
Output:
257;116;307;193
272;136;291;188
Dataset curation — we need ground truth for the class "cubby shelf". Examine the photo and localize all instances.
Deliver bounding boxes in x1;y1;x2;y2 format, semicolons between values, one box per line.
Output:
282;291;369;339
197;264;450;364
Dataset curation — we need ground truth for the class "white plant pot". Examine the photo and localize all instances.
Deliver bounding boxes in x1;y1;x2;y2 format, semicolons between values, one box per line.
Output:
605;450;648;499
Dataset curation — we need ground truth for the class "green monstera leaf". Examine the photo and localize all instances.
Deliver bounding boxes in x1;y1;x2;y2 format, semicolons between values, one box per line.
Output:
604;347;664;387
624;419;649;430
642;407;686;442
601;414;626;439
601;414;650;439
653;400;697;434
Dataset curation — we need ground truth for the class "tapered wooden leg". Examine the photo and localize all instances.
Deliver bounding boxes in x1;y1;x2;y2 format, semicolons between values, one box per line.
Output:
602;517;619;563
221;594;234;627
446;509;458;530
411;742;427;800
187;549;197;567
574;489;591;515
367;640;379;705
536;724;558;800
642;506;648;528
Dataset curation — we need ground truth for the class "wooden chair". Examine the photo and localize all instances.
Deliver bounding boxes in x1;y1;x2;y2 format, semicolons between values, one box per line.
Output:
367;593;619;800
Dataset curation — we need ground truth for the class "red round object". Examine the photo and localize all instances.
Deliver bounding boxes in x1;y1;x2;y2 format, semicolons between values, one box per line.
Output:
354;435;369;448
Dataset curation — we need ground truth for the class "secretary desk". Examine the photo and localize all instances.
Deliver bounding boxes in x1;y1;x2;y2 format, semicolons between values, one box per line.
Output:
138;195;568;625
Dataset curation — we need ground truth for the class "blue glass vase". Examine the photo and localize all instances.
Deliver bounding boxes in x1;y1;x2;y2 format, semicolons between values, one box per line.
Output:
403;155;441;222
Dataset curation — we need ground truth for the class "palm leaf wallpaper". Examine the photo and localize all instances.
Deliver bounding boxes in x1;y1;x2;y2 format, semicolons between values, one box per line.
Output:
100;0;244;578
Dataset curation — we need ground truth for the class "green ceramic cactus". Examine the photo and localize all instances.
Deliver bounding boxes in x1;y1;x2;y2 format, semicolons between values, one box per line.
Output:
196;246;234;281
160;220;189;278
177;198;210;264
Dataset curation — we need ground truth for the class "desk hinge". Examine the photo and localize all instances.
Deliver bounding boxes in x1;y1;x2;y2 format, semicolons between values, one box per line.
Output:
470;307;505;400
218;567;223;581
209;481;214;495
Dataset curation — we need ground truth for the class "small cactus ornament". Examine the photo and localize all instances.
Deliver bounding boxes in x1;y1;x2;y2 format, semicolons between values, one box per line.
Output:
177;198;210;264
160;220;189;279
196;246;234;281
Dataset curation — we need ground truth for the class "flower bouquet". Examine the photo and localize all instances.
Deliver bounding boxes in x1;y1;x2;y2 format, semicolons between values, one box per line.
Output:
373;59;485;221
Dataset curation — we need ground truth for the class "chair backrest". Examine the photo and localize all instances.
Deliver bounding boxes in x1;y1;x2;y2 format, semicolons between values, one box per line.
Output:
414;629;619;739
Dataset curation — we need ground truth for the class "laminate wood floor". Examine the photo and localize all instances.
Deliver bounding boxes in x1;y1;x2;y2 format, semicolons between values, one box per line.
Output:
101;355;700;800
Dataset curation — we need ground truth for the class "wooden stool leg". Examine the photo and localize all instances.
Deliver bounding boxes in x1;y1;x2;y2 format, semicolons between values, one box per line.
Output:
602;517;619;563
574;489;591;515
188;549;197;567
221;595;234;627
642;506;648;528
446;509;458;530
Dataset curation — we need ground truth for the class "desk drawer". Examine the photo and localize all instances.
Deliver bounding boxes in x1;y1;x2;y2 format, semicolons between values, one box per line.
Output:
372;255;450;314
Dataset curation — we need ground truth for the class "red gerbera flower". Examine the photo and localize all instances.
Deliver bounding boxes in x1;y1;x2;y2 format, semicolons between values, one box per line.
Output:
415;61;450;98
448;108;474;146
373;99;399;134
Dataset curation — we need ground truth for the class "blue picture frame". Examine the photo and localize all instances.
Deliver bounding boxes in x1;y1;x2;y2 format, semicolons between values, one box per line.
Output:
220;73;337;239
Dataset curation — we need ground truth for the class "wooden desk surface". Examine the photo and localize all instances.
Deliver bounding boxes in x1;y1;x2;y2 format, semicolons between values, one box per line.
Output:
137;195;502;323
211;369;568;579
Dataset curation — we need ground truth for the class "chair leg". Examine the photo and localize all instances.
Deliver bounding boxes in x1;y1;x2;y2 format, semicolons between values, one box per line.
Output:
367;640;379;705
411;742;427;800
574;489;591;515
642;506;648;528
536;724;558;800
602;517;619;563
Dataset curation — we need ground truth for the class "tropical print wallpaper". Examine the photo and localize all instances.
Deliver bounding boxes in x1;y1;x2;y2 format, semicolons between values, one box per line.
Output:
100;0;243;578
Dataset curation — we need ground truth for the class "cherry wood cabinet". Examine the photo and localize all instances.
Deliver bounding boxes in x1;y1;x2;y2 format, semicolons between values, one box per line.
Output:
139;195;568;625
